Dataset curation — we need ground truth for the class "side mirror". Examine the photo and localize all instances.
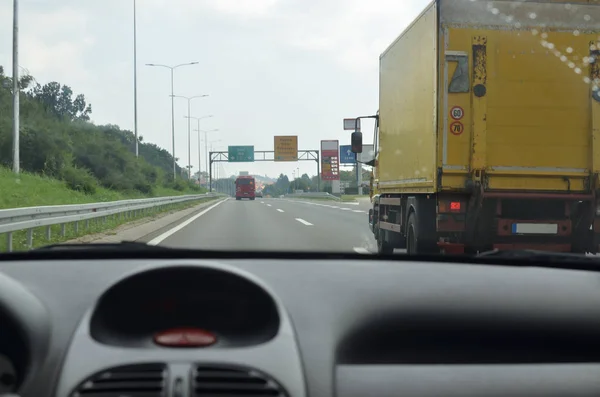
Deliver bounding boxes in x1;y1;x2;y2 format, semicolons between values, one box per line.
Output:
351;131;363;153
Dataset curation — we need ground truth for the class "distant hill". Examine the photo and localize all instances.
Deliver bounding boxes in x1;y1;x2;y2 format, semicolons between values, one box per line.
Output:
253;175;277;185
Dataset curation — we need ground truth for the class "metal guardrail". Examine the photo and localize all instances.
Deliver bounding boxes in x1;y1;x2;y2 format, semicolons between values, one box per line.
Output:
284;192;341;201
0;193;224;252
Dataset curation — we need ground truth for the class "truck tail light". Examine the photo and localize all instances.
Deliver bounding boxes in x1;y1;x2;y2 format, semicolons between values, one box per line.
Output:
439;199;465;213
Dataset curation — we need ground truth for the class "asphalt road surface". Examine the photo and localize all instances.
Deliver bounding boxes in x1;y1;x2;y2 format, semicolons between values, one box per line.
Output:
150;198;378;254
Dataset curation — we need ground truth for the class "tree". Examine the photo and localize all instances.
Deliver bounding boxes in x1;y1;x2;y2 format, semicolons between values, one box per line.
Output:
31;81;92;121
0;64;197;196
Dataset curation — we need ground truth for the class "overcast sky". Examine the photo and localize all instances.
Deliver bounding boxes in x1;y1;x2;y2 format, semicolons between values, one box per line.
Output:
0;0;430;179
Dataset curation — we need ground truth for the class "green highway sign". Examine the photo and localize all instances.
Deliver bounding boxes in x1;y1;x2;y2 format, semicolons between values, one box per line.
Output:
228;145;255;162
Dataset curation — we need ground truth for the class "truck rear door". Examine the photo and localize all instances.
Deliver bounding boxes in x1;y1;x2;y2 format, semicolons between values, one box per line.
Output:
442;0;600;193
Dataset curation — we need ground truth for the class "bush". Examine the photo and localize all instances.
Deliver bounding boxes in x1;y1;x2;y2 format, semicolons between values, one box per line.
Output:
60;164;98;194
0;67;195;197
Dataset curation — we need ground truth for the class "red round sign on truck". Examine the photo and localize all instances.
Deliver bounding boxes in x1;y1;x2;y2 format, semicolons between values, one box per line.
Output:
450;106;464;120
450;121;464;136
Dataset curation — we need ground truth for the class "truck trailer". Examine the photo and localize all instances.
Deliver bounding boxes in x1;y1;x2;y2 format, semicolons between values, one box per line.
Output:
357;0;600;254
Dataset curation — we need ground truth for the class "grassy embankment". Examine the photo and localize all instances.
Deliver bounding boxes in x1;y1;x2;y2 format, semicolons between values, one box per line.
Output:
0;168;216;252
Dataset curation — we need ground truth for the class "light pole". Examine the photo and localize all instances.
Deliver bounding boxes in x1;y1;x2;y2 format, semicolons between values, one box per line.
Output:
185;115;213;179
133;0;138;157
207;141;222;190
174;95;208;179
146;61;198;180
203;128;219;178
12;0;19;174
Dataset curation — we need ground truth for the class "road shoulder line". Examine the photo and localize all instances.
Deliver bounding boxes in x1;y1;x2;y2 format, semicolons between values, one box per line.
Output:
147;198;229;245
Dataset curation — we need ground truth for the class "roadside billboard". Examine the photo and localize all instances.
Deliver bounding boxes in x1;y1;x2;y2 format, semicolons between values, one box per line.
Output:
321;140;340;181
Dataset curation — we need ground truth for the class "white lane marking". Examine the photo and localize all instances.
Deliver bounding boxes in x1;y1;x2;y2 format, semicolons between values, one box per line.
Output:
148;199;228;245
261;201;265;204
277;209;285;213
267;204;272;207
296;218;313;226
353;247;373;254
284;198;368;211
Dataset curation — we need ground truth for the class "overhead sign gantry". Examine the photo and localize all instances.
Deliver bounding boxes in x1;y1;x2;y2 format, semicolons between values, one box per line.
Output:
209;140;320;192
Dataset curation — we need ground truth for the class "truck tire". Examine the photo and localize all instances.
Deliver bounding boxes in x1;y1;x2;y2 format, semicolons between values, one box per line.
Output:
406;212;438;255
377;228;394;254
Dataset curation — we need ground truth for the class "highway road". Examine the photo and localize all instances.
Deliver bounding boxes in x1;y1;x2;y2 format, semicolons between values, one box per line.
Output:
143;197;600;256
150;198;380;254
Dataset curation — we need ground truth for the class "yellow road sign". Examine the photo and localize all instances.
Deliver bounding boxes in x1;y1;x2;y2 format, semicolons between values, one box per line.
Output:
274;136;298;161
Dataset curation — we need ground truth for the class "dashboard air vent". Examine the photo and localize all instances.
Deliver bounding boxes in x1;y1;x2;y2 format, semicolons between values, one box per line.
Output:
71;363;167;397
193;365;287;397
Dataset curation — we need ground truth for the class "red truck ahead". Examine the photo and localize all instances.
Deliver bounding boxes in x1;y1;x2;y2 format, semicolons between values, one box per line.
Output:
235;176;256;200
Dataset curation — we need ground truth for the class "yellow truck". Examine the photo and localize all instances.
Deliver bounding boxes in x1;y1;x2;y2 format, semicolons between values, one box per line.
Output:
356;0;600;254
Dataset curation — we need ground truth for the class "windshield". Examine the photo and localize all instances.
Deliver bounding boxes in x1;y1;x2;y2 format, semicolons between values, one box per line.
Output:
1;0;599;256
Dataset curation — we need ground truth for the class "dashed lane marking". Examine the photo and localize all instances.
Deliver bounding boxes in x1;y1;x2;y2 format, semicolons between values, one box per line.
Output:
296;218;313;226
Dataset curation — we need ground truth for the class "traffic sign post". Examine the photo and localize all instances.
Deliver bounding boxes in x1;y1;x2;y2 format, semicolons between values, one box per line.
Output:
340;145;356;164
228;146;255;162
357;144;375;164
343;118;361;131
274;136;298;161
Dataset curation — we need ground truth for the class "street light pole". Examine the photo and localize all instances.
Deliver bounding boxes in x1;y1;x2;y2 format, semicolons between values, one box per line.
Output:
133;0;138;157
176;95;208;179
204;128;219;176
170;68;175;179
185;114;212;183
197;119;201;176
186;116;213;181
12;0;19;174
145;62;198;180
209;140;222;187
187;99;190;177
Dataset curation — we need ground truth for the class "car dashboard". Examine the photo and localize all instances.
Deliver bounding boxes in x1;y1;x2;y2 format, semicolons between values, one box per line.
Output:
1;253;600;397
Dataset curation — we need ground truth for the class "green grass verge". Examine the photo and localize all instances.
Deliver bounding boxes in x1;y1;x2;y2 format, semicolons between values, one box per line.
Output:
0;167;216;252
0;167;205;209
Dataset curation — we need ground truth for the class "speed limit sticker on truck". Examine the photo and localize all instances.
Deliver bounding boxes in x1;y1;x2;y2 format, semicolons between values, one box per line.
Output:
450;106;464;120
450;121;464;136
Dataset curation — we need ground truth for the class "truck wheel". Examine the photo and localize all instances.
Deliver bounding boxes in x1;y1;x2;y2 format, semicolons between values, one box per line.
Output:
377;228;394;254
407;212;438;255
